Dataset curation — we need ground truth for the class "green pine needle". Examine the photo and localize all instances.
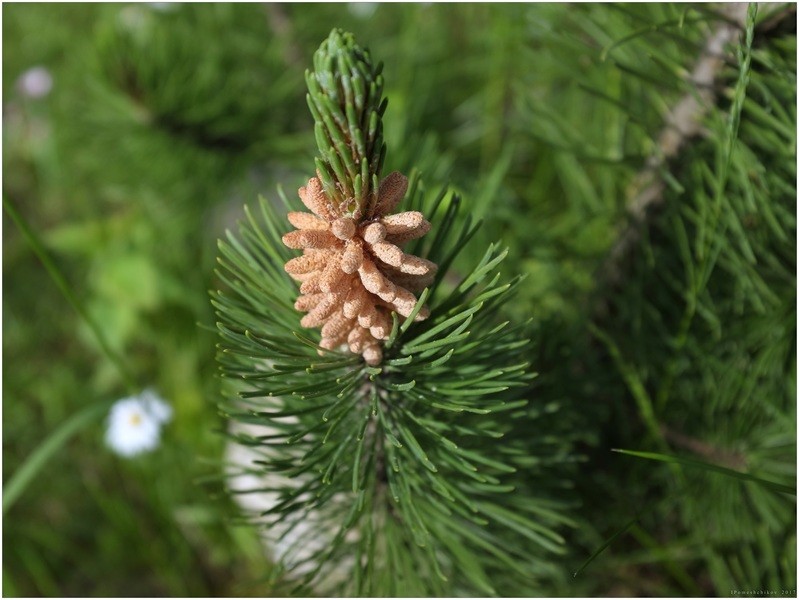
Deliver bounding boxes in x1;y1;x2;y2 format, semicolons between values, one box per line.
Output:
612;448;795;496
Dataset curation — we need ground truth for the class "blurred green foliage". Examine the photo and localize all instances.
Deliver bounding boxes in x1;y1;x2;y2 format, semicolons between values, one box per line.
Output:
3;2;795;597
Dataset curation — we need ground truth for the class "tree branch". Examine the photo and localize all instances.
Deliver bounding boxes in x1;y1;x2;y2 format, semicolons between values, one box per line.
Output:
599;3;750;292
660;424;748;471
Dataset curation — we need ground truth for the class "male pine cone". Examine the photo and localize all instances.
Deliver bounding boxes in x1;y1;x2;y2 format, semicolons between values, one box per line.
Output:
283;171;436;365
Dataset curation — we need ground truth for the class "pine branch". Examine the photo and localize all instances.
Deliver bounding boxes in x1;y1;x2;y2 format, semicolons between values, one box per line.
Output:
599;3;750;292
216;184;568;594
216;29;574;596
576;4;795;583
659;424;747;471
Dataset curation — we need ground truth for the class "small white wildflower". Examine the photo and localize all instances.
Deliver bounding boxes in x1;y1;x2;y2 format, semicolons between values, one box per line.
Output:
105;390;172;457
138;388;173;424
17;66;53;99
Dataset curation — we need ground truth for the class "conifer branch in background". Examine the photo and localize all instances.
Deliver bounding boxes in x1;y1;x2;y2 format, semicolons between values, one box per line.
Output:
566;4;795;590
600;2;749;290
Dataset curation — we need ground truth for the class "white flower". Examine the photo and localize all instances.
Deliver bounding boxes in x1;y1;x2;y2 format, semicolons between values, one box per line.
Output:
17;66;53;99
105;390;172;457
138;388;173;424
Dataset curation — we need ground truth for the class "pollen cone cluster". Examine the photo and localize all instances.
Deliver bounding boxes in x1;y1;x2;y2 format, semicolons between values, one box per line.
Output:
283;172;436;365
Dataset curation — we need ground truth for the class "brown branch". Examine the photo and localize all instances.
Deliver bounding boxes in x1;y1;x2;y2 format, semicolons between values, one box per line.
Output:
599;3;750;294
660;424;748;471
